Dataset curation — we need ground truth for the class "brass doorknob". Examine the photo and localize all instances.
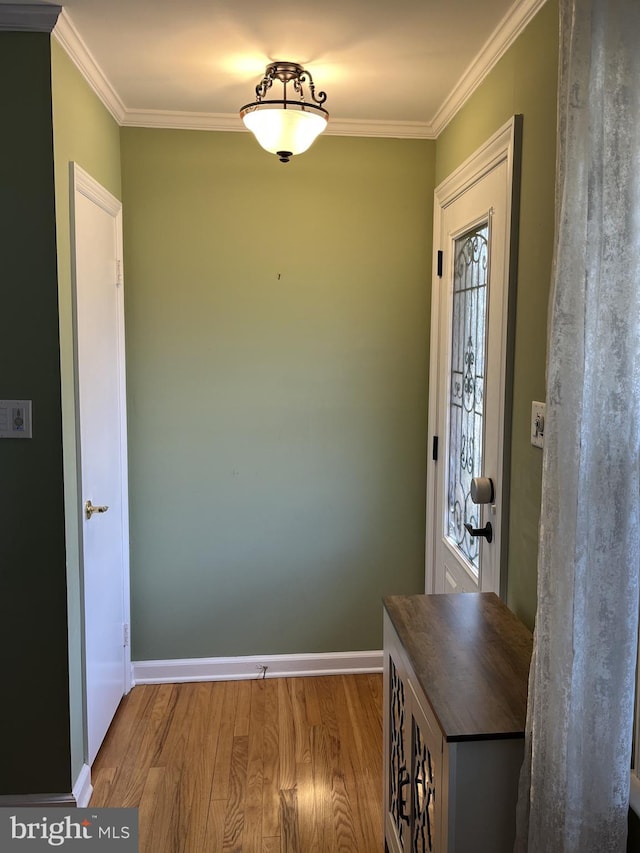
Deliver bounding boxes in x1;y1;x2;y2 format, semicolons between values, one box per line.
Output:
85;500;109;520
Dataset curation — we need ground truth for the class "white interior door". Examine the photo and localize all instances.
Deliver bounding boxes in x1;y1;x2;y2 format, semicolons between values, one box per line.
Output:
426;119;520;595
72;164;130;765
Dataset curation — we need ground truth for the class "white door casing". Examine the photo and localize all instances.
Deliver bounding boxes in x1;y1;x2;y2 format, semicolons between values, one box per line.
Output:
426;118;520;596
71;163;131;765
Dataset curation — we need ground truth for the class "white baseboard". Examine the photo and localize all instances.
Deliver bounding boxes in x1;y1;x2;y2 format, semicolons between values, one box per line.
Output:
73;764;93;807
133;649;383;685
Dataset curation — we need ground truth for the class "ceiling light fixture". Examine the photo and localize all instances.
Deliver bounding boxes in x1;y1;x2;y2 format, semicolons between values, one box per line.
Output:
240;61;329;163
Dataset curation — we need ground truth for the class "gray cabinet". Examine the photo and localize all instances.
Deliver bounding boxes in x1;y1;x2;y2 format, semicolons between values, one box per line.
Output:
383;593;532;853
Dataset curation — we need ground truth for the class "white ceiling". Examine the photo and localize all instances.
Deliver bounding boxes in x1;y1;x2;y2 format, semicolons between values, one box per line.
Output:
4;0;547;137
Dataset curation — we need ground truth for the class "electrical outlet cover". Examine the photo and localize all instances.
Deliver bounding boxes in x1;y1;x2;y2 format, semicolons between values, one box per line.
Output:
0;399;32;438
531;401;545;448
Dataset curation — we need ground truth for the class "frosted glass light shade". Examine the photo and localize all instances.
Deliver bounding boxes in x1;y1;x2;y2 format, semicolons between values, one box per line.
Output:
242;107;327;158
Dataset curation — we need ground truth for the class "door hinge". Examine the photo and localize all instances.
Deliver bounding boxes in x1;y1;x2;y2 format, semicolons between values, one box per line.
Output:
123;623;130;647
432;435;439;461
437;250;443;278
116;259;123;287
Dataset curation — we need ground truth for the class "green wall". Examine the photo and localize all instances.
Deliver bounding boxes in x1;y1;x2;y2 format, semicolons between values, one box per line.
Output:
121;129;435;659
0;0;559;797
0;32;71;795
121;0;559;658
51;38;122;786
435;0;558;628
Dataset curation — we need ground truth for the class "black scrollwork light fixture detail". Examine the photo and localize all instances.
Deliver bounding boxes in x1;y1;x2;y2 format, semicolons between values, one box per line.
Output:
240;61;329;163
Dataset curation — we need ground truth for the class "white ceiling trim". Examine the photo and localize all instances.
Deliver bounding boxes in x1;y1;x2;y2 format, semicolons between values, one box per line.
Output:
0;3;61;31
52;0;549;139
431;0;550;136
326;118;436;140
121;110;244;133
122;109;436;140
53;9;125;123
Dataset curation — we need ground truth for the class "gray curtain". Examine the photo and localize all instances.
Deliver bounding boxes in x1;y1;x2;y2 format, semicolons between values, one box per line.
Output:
515;0;640;850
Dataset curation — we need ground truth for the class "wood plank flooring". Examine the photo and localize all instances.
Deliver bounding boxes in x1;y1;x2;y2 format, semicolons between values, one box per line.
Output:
90;674;384;852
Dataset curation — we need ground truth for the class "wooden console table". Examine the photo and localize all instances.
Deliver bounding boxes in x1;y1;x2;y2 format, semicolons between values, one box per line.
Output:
383;592;532;853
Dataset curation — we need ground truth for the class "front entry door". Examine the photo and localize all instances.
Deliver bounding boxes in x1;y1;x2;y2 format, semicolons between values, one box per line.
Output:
426;119;520;595
72;164;131;764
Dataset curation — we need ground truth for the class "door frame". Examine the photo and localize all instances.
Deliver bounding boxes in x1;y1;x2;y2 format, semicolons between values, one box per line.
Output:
70;163;132;760
425;117;521;596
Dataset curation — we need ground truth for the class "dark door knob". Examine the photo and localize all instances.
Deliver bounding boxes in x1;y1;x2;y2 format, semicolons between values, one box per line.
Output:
464;521;493;543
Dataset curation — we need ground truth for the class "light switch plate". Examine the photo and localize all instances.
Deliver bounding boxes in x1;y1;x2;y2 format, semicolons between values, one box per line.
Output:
0;400;32;438
531;401;545;448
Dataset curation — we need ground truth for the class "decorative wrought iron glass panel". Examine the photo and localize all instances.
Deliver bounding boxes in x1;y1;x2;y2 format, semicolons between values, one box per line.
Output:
446;223;489;573
412;716;436;852
389;659;407;846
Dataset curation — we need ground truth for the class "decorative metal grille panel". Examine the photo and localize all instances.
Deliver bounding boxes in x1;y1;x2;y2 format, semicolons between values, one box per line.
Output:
389;659;406;845
446;223;489;573
412;716;436;853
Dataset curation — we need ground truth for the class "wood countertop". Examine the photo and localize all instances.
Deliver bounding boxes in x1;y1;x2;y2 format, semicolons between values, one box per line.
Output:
383;592;532;742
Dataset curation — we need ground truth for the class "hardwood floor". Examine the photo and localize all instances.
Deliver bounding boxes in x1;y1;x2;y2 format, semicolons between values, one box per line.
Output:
90;674;384;852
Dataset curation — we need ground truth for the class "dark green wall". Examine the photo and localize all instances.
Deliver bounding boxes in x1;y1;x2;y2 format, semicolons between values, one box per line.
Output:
0;32;70;795
629;811;640;852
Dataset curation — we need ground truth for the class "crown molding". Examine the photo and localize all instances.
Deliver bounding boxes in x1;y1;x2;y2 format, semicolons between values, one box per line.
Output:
52;8;125;124
0;3;61;32
52;0;549;138
324;117;435;140
122;109;436;140
431;0;550;136
121;109;242;133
